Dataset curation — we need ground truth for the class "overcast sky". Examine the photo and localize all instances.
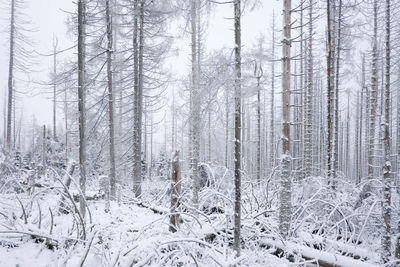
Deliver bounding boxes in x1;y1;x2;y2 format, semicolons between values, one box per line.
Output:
0;0;279;136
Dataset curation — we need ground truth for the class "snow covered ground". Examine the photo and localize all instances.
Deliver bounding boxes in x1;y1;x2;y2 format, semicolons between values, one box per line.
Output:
0;166;385;266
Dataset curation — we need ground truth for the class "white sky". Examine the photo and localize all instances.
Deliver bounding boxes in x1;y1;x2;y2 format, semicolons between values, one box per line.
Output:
0;0;279;136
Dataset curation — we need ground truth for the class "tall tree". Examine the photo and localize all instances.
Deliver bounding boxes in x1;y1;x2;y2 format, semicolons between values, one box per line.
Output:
132;0;144;198
381;0;391;262
52;37;58;140
368;0;378;181
190;0;200;208
279;0;292;239
77;0;87;220
106;0;116;200
304;0;314;177
327;0;335;187
233;0;242;257
6;0;16;150
270;13;276;173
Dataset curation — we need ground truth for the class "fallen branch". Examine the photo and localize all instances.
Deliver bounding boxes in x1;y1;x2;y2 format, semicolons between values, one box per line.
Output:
261;238;379;267
78;230;97;267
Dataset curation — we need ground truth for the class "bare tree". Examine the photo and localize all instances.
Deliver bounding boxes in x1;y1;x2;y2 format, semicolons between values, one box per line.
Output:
327;0;336;188
233;0;242;257
279;0;292;239
381;0;391;263
304;0;314;177
106;0;116;200
52;37;58;140
78;0;87;220
368;0;378;181
6;0;16;150
190;0;200;208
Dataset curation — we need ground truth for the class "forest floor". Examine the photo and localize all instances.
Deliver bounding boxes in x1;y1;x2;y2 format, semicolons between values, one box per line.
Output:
0;188;289;267
0;165;387;266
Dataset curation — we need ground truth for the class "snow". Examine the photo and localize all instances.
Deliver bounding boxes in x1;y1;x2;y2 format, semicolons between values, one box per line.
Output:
0;171;385;267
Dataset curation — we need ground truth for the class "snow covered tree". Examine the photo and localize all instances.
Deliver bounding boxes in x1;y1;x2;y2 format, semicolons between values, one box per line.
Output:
279;0;292;239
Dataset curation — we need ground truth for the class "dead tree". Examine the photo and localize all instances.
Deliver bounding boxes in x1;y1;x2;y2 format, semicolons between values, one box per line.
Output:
279;0;292;239
78;0;87;220
304;0;314;177
368;0;378;181
106;0;116;200
327;0;336;188
169;151;181;233
381;0;391;263
233;0;242;257
6;0;15;150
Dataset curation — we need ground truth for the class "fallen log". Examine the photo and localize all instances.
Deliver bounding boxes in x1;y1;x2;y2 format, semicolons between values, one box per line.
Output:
297;232;377;261
261;238;379;267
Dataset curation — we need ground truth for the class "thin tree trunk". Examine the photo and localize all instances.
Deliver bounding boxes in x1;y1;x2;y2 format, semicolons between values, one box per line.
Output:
368;0;378;181
6;0;15;150
106;0;116;200
64;83;68;165
190;0;200;208
270;12;276;172
355;91;360;183
327;0;335;188
334;0;342;178
233;0;242;257
381;0;391;262
77;0;87;221
42;125;46;170
53;37;58;140
255;63;262;184
225;87;229;169
132;0;142;198
279;0;292;239
305;0;313;177
169;151;181;233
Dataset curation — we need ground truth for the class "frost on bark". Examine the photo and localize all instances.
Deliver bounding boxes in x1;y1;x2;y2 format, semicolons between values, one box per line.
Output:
304;0;313;177
132;0;144;198
270;13;276;172
106;0;116;200
333;0;342;179
279;0;292;239
233;0;242;257
78;0;87;220
190;0;200;209
6;0;15;150
326;0;336;188
368;0;378;181
381;0;391;263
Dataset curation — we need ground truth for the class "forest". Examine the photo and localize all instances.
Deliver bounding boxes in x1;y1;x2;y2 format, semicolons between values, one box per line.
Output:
0;0;399;266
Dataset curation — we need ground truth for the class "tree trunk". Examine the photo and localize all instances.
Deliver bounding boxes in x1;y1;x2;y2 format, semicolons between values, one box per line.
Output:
256;64;262;184
279;0;292;239
169;151;181;233
327;0;335;188
368;0;378;181
132;0;142;198
381;0;391;262
53;37;58;140
270;13;276;172
106;0;116;200
190;0;200;209
77;0;87;221
334;0;342;178
233;0;242;257
6;0;15;150
304;0;313;177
